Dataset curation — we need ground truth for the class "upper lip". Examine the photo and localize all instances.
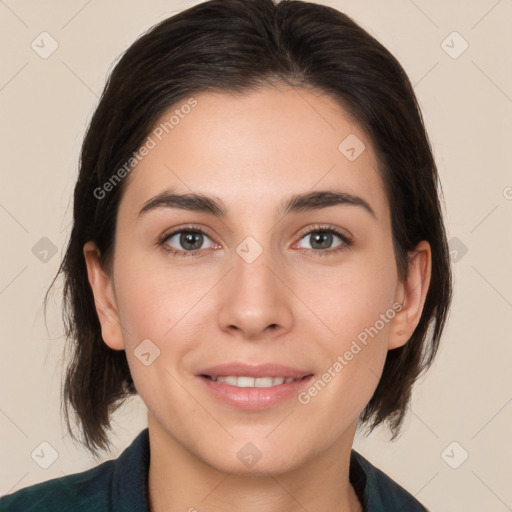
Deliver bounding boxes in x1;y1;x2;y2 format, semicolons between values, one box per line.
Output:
197;363;313;379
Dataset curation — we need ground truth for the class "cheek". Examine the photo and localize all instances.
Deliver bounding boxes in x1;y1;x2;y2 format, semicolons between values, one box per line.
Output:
295;273;396;428
311;250;399;343
111;256;204;420
300;246;399;392
112;251;209;343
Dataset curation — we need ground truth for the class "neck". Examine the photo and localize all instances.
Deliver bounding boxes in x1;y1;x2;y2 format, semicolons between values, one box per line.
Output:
147;414;362;512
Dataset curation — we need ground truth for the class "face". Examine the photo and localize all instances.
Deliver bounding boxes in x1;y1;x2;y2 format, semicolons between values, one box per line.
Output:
85;84;430;475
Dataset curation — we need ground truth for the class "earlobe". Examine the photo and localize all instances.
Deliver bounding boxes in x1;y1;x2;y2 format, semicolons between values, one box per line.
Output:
388;240;432;350
83;241;125;351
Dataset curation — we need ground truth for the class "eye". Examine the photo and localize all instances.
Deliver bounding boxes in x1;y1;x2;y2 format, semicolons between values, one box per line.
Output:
160;228;217;255
296;227;351;254
158;225;351;257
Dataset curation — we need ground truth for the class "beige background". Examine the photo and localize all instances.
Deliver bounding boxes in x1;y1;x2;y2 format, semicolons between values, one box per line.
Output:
1;1;511;510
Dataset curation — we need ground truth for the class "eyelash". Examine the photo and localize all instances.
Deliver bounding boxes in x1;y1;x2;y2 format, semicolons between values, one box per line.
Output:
157;224;353;258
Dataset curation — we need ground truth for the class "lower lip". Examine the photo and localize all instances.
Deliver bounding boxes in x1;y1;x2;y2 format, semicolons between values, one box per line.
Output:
197;375;314;410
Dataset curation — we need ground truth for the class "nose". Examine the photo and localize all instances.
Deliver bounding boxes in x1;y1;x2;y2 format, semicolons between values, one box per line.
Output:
217;247;293;340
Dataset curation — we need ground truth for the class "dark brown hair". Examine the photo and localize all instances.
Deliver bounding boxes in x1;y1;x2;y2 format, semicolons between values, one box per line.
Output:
48;0;452;456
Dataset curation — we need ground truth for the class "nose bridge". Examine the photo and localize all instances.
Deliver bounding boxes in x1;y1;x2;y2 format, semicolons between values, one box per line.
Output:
217;236;293;338
233;246;276;302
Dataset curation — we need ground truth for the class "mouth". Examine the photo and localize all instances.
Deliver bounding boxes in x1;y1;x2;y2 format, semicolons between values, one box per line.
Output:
196;363;315;410
200;374;312;388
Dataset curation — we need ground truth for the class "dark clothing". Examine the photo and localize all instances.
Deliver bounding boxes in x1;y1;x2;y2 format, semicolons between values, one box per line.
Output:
1;428;427;511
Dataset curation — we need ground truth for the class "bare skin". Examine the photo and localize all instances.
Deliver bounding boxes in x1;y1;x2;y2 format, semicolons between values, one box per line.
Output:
84;83;431;512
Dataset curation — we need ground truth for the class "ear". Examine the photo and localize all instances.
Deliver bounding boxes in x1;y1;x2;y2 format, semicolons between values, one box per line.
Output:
83;241;125;350
388;240;432;350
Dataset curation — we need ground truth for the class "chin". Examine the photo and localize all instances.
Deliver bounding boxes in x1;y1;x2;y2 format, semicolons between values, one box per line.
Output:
197;438;303;476
210;453;301;477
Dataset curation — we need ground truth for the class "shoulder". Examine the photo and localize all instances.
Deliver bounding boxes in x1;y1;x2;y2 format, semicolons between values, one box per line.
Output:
0;459;116;511
350;450;429;511
0;429;150;512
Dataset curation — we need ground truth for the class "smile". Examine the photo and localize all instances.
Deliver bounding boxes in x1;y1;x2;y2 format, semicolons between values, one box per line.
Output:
202;375;303;387
198;373;315;410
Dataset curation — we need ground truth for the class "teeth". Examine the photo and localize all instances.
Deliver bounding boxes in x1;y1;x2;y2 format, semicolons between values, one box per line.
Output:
212;376;297;387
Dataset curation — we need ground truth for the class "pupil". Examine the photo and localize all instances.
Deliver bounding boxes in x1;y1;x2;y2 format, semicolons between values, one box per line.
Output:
311;232;332;249
181;231;202;250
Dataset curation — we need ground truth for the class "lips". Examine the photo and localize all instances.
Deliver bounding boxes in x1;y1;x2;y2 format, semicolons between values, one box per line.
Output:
197;369;315;410
196;363;314;409
197;362;313;380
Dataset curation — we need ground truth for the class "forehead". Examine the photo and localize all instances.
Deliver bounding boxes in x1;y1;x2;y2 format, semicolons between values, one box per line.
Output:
119;85;389;222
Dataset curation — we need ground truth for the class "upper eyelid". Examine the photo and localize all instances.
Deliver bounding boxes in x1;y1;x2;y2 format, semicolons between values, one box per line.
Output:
295;224;351;240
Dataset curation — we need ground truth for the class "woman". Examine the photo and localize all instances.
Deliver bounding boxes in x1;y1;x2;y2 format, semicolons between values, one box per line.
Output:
1;0;451;510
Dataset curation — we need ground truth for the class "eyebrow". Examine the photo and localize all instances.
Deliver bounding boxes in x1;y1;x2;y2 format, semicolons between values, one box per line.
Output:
138;189;376;219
